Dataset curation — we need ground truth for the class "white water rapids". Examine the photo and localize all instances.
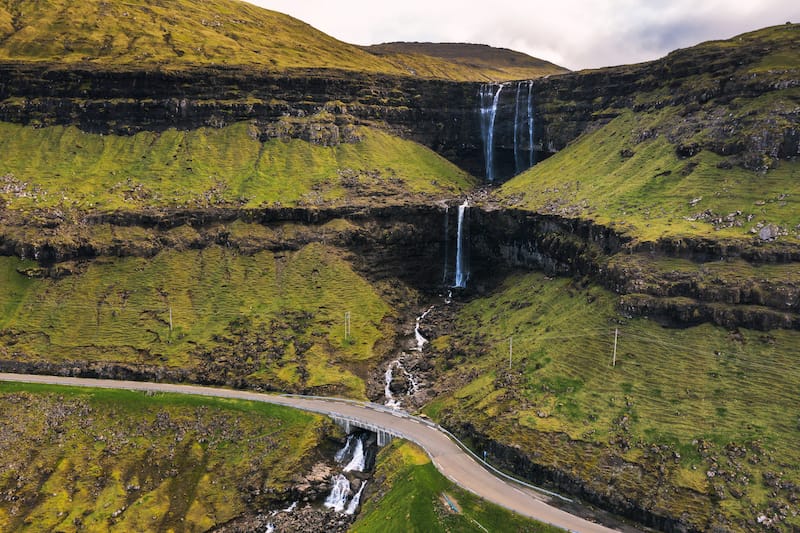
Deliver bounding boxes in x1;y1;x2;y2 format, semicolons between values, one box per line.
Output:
414;306;434;351
344;481;367;515
343;436;365;473
324;474;352;513
454;200;469;288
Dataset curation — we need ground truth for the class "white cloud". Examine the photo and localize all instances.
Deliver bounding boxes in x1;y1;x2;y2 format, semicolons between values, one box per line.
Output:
247;0;800;69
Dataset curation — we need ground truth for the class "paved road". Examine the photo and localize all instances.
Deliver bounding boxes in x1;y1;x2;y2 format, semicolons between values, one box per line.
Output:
0;373;620;533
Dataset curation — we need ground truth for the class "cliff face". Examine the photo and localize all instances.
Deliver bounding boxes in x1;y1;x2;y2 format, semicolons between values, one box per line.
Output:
0;65;487;176
1;25;796;180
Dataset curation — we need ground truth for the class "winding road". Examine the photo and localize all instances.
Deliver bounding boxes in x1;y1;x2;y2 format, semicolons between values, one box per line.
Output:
0;373;623;533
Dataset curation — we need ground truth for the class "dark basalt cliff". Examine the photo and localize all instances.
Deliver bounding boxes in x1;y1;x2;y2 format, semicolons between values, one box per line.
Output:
0;64;488;176
1;25;797;180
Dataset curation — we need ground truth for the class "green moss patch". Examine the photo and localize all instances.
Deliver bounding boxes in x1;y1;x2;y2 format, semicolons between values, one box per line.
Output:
499;108;800;242
0;122;473;212
0;243;394;397
351;441;559;533
429;271;800;529
0;382;325;532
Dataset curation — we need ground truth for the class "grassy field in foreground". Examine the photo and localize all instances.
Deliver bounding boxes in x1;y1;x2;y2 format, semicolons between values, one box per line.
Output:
0;243;396;397
351;441;560;533
426;271;800;530
0;382;326;532
0;122;474;212
499;107;800;243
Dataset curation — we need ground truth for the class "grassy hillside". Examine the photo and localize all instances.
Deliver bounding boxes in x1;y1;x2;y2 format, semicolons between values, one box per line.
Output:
0;122;474;212
499;108;800;242
425;272;800;530
0;243;399;397
499;24;800;241
0;0;560;80
351;441;560;533
0;382;327;532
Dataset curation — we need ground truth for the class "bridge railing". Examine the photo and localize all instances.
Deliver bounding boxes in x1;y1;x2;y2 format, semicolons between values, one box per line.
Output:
279;393;572;503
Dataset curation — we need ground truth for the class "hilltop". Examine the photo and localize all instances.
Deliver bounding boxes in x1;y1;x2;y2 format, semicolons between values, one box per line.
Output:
364;42;569;80
0;0;563;80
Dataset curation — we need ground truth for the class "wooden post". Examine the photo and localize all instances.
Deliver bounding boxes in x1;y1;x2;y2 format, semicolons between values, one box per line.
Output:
169;306;173;332
509;335;513;370
612;328;618;367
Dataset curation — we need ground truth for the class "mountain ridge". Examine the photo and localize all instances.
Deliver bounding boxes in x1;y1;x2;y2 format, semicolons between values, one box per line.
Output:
0;0;564;81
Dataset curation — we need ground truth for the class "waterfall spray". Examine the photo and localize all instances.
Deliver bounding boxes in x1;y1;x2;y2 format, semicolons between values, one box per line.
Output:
527;80;535;167
453;200;469;288
345;481;367;515
479;84;504;182
513;82;523;174
324;475;351;513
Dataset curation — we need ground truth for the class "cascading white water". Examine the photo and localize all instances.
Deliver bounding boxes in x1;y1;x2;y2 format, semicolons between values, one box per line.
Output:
334;435;353;463
414;306;434;351
527;80;535;168
384;362;401;409
344;481;367;515
324;474;351;513
479;84;504;182
513;82;523;174
454;200;469;288
264;523;275;533
442;207;450;285
343;436;365;473
385;359;420;409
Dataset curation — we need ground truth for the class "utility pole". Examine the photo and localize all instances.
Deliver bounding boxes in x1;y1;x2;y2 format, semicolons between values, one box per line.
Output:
344;311;351;342
612;328;618;367
509;335;513;370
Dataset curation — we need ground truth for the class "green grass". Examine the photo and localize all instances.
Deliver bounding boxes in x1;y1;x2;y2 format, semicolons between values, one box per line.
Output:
0;0;560;80
351;441;560;533
0;242;395;397
0;122;474;212
499;107;800;242
428;271;800;529
0;382;326;532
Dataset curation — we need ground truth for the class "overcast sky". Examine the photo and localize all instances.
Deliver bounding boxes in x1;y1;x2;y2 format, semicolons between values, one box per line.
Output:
247;0;799;70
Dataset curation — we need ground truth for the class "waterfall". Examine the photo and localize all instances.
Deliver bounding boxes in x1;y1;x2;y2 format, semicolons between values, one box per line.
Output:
343;436;365;472
335;435;353;463
345;481;367;515
414;306;434;351
324;474;351;513
264;523;275;533
513;82;523;174
442;207;450;285
385;359;419;409
479;83;504;182
384;363;400;409
453;200;469;288
527;80;535;168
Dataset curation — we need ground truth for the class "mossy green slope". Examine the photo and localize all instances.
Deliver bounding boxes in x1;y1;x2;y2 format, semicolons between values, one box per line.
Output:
0;242;394;397
0;0;401;71
351;441;560;533
499;108;800;242
0;0;562;80
426;272;800;530
0;122;474;211
0;382;326;532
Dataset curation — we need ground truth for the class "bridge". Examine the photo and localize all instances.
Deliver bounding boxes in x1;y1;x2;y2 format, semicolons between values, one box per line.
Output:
0;373;626;533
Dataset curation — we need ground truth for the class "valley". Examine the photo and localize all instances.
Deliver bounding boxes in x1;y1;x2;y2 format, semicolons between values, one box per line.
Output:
0;0;799;531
